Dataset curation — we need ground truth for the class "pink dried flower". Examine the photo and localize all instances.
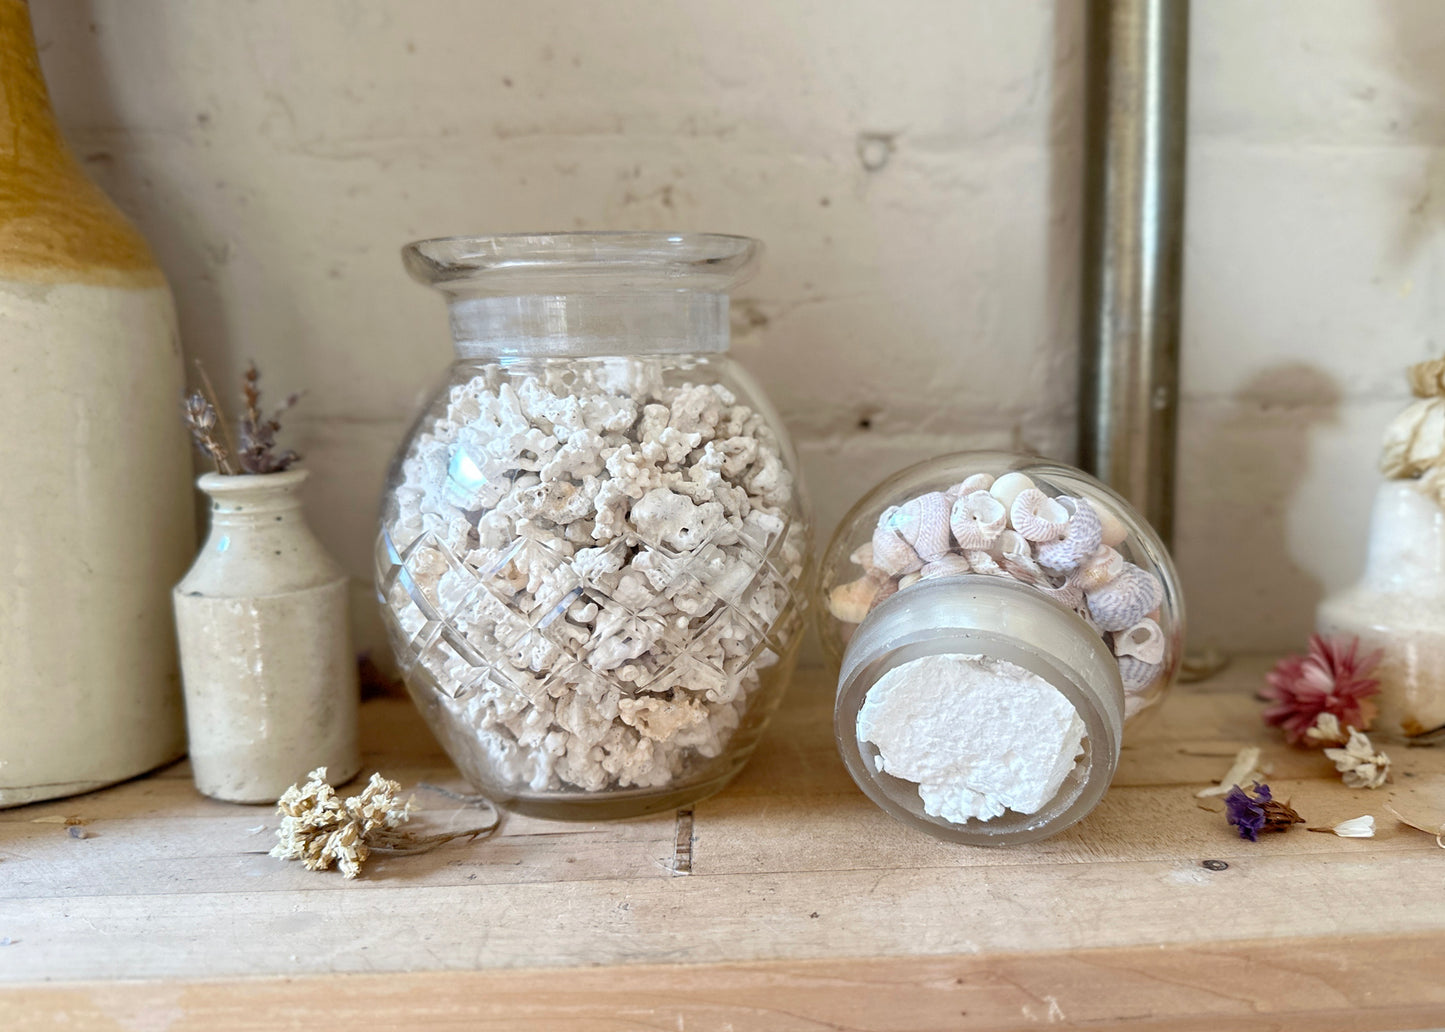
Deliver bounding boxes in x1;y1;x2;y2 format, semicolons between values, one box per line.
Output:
1261;634;1381;746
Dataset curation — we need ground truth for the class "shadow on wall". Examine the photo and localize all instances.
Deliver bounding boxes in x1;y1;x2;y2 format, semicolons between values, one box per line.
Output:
1176;363;1341;655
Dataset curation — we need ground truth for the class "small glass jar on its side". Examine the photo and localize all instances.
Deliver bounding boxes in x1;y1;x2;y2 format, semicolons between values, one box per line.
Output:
818;452;1183;844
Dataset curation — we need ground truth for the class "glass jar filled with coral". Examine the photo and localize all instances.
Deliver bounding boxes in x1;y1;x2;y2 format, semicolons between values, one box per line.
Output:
817;453;1184;844
377;233;810;819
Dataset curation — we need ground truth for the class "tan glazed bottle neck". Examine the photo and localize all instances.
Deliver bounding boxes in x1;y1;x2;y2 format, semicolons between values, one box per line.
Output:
0;0;162;285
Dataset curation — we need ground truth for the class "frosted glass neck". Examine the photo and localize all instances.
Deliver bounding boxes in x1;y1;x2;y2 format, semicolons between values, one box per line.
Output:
447;291;729;359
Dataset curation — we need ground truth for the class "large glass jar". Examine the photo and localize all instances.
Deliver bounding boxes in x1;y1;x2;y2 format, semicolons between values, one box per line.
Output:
818;452;1183;844
377;233;810;820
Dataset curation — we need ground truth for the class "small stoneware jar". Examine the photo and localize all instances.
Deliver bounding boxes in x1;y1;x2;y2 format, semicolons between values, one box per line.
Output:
174;470;360;803
818;451;1184;844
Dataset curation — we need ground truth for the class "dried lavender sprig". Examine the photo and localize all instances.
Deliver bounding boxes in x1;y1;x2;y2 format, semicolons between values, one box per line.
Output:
182;391;235;475
193;359;238;463
236;362;302;474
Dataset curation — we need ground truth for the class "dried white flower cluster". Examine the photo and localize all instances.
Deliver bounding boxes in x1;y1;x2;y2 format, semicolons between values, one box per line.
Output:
270;768;414;879
1325;728;1391;789
381;359;803;796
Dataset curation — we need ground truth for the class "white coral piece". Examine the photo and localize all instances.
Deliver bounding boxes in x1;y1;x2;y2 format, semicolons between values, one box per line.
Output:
381;366;800;796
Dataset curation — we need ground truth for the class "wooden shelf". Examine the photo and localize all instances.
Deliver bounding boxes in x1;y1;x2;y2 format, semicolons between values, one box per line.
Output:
4;657;1444;1031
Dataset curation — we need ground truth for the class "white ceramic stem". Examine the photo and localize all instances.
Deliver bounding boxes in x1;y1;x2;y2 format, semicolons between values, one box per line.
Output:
174;470;360;803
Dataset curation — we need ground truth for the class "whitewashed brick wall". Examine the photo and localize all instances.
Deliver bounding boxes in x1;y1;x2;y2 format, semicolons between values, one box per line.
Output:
33;0;1445;658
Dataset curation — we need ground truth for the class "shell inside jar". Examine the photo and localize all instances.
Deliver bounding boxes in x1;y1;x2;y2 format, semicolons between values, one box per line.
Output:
828;469;1170;719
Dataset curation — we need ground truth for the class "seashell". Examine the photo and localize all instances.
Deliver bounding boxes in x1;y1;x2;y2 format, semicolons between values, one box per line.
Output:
872;507;923;576
1037;497;1104;572
1113;617;1166;665
989;471;1036;511
1000;549;1047;585
898;572;923;589
869;577;900;611
992;528;1030;561
965;550;1005;576
1117;654;1163;693
1086;563;1164;632
920;555;973;580
1123;691;1153;720
950;490;1008;550
958;472;995;495
1071;546;1124;593
827;573;887;624
1075;603;1105;636
1036;579;1085;610
1090;498;1128;548
893;491;954;562
1010;488;1070;543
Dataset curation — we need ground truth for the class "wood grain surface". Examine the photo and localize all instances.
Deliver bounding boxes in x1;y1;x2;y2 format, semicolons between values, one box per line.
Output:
2;658;1443;1030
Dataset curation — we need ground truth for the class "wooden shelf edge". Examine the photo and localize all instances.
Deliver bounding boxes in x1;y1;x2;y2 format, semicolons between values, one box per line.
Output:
8;931;1445;1032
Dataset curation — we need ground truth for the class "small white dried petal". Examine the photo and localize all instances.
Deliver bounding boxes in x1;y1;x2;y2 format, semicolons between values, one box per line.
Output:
1330;815;1375;838
1196;746;1264;798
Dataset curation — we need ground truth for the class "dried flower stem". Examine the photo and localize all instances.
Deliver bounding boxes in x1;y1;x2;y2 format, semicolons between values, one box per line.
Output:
182;359;302;476
193;359;238;468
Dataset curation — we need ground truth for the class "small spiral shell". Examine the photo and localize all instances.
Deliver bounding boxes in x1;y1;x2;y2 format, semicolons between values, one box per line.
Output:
1094;501;1129;548
1010;488;1070;543
1086;564;1164;632
1000;549;1047;585
1113;618;1166;665
872;506;923;576
1037;497;1104;572
1117;654;1163;693
892;491;954;563
992;528;1030;561
950;490;1007;550
848;542;876;570
1070;546;1124;593
827;573;886;624
1036;579;1085;610
989;471;1036;511
965;550;1006;576
920;555;973;580
959;472;995;495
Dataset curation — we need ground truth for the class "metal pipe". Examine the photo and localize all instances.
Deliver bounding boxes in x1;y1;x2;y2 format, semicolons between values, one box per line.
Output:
1078;0;1189;545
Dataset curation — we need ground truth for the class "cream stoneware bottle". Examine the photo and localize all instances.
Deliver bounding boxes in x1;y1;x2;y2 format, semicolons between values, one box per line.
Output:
0;0;194;807
174;470;361;803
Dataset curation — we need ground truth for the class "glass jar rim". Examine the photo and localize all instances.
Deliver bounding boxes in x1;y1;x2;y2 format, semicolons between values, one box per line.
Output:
402;231;761;294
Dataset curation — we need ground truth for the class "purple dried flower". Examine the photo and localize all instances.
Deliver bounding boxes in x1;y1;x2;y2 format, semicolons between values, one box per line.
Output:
1223;782;1303;841
1224;783;1268;841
